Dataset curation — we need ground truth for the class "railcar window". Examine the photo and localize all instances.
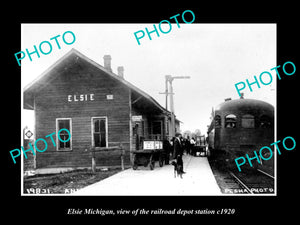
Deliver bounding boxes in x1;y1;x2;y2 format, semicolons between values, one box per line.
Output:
215;115;221;127
225;114;237;128
260;115;272;128
241;114;255;128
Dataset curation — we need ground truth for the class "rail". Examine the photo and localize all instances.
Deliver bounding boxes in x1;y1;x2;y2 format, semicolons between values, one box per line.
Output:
229;169;274;194
229;172;253;194
257;169;275;179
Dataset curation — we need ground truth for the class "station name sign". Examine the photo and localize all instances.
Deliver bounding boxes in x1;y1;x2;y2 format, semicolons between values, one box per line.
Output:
68;94;94;102
132;115;143;122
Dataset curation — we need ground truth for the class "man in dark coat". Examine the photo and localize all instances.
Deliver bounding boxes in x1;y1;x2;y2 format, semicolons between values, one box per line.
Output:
163;139;171;165
173;132;185;173
173;133;182;158
185;136;191;155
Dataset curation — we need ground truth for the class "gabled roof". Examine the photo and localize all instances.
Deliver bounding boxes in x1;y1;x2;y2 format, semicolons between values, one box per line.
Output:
23;48;168;114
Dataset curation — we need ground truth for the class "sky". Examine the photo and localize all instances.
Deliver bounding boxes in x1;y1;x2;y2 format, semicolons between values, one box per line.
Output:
21;23;276;135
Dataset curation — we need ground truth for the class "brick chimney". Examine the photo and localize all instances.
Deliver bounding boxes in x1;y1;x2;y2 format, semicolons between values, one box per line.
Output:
103;55;112;72
117;66;124;79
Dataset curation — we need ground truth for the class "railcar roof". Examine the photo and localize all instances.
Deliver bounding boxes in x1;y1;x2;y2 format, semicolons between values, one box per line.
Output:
215;98;274;113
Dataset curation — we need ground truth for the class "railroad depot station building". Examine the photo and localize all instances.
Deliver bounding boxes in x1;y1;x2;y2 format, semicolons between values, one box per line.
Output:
24;49;180;169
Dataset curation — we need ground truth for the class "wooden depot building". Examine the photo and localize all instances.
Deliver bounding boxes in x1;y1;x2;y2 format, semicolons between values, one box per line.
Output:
23;49;180;170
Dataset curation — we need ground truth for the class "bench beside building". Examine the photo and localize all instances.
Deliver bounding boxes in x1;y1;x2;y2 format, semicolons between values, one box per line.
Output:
23;49;180;169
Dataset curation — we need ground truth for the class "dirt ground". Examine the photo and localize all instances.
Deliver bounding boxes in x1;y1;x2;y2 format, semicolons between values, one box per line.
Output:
23;168;123;194
208;158;234;193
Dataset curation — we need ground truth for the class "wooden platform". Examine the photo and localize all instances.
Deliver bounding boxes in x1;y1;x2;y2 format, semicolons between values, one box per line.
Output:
72;155;222;196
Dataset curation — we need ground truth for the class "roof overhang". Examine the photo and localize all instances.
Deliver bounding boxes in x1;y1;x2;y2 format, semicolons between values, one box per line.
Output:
23;48;169;115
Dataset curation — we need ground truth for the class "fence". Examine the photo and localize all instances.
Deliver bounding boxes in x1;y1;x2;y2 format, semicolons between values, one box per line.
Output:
90;143;125;173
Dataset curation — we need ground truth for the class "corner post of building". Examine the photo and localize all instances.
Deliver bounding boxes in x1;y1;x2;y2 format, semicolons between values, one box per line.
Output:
91;147;96;173
33;98;37;169
164;113;168;140
22;126;26;171
128;89;133;165
119;143;125;170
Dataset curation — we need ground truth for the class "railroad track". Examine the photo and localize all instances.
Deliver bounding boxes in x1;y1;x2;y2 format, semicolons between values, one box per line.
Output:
208;158;275;194
229;169;275;194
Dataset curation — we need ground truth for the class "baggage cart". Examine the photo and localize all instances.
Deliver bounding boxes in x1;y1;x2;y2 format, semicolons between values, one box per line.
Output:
132;140;164;170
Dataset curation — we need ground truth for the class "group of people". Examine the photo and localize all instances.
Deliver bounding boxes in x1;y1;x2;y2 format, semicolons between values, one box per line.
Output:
163;132;197;173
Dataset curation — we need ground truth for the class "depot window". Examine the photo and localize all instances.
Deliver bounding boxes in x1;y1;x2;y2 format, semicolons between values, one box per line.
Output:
56;118;72;151
92;117;108;148
225;114;237;128
241;114;255;128
152;121;163;139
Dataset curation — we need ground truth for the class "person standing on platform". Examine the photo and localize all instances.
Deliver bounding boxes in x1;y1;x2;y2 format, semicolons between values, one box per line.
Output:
173;132;185;173
163;138;171;165
186;136;191;155
190;137;196;156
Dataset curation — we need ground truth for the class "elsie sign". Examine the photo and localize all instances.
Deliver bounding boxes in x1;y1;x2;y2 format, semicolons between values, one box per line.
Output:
68;94;94;102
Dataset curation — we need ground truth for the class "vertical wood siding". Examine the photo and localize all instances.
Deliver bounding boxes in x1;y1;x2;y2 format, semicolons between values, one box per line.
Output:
34;61;131;168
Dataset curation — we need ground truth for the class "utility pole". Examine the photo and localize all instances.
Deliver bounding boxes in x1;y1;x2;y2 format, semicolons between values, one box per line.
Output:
159;76;170;110
160;75;190;138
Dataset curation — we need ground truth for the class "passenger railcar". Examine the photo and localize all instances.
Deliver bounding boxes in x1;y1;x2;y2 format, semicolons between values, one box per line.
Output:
207;97;274;175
